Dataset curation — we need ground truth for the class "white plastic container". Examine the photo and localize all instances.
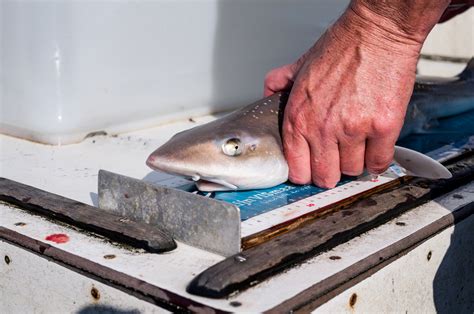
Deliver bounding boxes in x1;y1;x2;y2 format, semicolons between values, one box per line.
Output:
1;0;347;145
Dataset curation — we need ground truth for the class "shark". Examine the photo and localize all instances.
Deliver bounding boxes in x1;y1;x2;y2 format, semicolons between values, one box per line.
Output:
147;59;474;191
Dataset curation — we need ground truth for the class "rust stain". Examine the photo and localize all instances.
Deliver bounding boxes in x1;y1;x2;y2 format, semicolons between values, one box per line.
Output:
90;286;100;301
349;293;357;308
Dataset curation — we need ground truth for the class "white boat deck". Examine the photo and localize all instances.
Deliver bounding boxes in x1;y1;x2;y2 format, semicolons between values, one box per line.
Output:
1;106;473;311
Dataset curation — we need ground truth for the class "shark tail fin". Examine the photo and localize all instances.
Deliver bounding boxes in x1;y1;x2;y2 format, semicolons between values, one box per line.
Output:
459;58;474;80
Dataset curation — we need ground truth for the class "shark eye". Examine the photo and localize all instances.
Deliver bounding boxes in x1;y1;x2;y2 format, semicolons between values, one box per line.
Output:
222;138;243;156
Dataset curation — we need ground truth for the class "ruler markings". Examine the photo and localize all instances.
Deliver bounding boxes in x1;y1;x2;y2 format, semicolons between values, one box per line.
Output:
241;136;473;238
241;169;401;237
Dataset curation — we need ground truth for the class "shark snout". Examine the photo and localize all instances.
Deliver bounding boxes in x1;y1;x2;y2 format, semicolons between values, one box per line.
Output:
146;152;173;172
146;150;201;178
146;154;156;167
146;153;163;170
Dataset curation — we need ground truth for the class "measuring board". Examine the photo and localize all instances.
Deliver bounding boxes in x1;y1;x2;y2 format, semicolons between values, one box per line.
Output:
145;138;473;240
92;109;474;256
120;109;473;252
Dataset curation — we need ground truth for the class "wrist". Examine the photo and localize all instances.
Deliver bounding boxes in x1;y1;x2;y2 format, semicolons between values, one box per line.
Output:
330;11;420;59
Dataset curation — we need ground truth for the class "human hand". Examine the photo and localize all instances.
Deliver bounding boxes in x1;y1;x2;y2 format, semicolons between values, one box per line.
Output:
264;0;449;188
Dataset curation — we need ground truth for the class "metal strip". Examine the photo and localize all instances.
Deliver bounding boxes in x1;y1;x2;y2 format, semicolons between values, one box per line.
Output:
98;170;241;257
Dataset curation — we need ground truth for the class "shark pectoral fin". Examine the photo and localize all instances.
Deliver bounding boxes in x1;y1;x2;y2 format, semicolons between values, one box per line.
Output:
393;146;452;180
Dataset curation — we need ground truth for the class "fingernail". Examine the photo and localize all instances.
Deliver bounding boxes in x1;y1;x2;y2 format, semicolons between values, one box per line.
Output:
290;176;311;185
368;168;387;175
369;173;379;182
342;171;362;177
315;181;337;189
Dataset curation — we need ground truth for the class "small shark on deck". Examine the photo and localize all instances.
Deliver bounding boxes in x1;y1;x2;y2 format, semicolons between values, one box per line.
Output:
147;59;474;191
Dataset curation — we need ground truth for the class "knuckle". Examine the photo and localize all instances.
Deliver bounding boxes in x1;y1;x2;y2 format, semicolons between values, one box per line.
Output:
342;120;362;138
372;119;397;136
285;109;307;133
317;124;334;140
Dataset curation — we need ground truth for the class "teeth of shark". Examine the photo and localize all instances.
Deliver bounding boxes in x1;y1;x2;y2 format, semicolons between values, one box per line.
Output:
192;175;200;181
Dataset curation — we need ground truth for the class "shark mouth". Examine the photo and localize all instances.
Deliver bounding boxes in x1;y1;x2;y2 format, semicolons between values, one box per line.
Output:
191;176;238;192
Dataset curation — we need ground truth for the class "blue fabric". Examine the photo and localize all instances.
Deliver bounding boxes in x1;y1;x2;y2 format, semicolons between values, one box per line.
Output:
397;109;474;153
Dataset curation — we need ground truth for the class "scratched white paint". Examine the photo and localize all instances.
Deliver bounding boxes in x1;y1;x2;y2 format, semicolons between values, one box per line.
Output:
317;215;474;314
0;241;170;314
1;183;472;312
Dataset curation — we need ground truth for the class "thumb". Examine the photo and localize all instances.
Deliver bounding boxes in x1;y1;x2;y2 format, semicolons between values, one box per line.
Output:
264;64;297;96
263;50;313;97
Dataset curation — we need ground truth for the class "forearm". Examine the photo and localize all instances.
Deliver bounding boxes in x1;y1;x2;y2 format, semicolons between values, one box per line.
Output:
352;0;450;40
327;0;451;59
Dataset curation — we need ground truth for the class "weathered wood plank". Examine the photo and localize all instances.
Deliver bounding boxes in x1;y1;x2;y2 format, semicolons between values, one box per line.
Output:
187;152;474;298
0;178;176;253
